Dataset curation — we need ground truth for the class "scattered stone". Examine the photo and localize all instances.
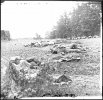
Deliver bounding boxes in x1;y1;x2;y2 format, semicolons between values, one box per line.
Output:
10;56;22;64
68;49;86;53
88;36;92;38
59;58;68;62
54;74;72;83
59;57;81;62
50;49;58;54
26;57;41;66
67;57;81;62
86;93;90;95
50;45;68;54
61;52;65;55
8;57;41;91
24;41;54;48
70;44;78;49
30;65;39;69
68;93;76;97
52;55;63;60
93;35;99;38
42;93;52;97
0;92;8;100
14;96;18;99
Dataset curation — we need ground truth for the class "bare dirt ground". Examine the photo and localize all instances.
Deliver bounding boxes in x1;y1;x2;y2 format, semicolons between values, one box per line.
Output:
1;38;102;98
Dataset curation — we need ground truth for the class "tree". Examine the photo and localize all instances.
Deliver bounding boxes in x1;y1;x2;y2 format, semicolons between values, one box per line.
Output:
47;1;101;39
49;12;72;39
35;33;41;39
70;2;101;37
1;30;11;40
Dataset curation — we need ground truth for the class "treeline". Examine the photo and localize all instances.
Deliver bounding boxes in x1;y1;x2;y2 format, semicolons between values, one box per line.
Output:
1;30;11;41
33;33;42;39
47;2;101;39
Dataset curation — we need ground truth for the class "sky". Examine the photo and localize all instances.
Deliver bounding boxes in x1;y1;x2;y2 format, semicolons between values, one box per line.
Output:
1;1;82;39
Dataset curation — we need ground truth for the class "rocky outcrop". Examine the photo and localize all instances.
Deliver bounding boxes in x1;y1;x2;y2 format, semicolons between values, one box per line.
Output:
1;56;74;99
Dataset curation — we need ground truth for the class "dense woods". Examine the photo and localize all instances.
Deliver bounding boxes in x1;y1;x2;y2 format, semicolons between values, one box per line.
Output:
47;2;101;39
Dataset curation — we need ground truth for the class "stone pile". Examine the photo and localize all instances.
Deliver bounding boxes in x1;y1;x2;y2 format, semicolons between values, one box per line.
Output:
50;43;87;55
2;56;74;99
24;41;55;48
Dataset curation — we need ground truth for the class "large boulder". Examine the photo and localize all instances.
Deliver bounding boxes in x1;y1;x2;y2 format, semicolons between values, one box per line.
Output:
2;56;42;99
5;56;61;98
2;56;77;98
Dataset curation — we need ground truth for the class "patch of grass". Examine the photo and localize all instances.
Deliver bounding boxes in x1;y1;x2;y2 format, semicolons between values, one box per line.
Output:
1;38;101;98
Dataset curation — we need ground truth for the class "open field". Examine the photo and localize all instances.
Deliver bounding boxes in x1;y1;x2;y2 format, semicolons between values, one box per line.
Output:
1;37;102;99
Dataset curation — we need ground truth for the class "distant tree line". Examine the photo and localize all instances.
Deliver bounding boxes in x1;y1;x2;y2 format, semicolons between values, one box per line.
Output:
47;1;101;39
33;33;42;39
1;30;11;40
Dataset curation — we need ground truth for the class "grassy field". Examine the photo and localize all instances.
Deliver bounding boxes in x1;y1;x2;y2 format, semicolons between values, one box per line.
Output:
1;37;102;98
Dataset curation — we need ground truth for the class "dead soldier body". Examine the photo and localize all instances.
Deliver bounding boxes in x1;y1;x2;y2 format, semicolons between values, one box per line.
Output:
8;56;34;98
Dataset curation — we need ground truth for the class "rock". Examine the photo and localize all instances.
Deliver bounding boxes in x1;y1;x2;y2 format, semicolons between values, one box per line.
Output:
30;62;38;67
0;92;8;99
30;43;36;47
59;58;68;62
67;57;81;62
26;57;41;66
2;56;45;99
30;62;39;69
68;49;86;53
61;52;65;55
9;58;37;83
59;56;81;62
58;47;67;53
42;43;49;47
25;44;29;47
93;35;99;38
48;41;55;45
88;36;92;38
70;44;78;49
55;39;62;44
54;75;72;83
50;49;58;54
10;60;31;74
14;96;19;99
52;55;63;60
68;93;76;97
30;65;39;69
10;56;23;65
50;45;68;54
24;42;41;48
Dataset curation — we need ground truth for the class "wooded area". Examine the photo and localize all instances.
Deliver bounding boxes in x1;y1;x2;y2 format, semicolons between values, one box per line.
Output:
47;2;101;39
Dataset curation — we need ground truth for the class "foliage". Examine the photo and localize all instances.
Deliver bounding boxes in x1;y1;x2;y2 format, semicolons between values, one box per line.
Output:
47;1;101;39
34;33;42;39
1;30;11;40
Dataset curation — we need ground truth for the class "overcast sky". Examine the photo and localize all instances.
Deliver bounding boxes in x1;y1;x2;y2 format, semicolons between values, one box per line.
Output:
1;1;82;39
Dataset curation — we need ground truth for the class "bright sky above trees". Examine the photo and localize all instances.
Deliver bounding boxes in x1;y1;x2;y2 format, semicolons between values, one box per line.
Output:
1;1;83;39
